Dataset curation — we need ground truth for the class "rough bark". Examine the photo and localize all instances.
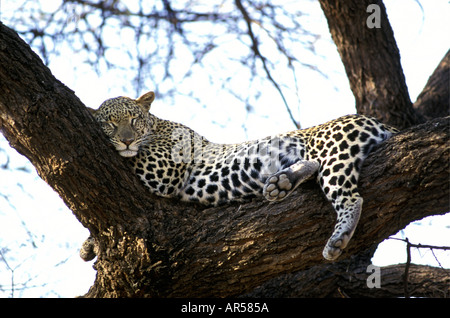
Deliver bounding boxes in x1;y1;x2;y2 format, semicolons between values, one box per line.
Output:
319;0;422;129
1;22;448;298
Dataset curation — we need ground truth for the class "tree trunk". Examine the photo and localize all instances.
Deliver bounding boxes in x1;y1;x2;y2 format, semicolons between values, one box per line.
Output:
319;0;422;129
0;10;448;298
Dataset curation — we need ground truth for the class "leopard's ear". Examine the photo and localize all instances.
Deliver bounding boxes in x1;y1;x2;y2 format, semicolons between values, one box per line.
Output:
136;91;155;112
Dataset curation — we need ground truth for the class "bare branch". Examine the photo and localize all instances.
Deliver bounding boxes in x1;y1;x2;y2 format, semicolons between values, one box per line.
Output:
5;0;316;128
389;237;450;252
414;49;450;119
234;0;300;129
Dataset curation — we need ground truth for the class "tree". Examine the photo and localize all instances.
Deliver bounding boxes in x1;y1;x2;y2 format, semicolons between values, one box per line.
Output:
0;0;448;298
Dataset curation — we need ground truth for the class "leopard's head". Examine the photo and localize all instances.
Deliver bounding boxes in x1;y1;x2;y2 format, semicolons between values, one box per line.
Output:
90;91;155;157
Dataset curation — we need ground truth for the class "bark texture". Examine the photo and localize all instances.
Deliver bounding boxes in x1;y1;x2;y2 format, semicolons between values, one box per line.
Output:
244;256;450;298
0;1;449;298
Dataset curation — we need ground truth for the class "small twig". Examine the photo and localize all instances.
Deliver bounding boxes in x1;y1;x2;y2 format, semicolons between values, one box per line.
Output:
0;249;15;298
388;237;450;251
430;248;444;269
234;0;300;129
388;236;450;298
337;287;350;298
404;238;411;298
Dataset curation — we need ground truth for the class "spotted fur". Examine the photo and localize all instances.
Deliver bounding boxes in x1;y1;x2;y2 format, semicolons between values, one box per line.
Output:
84;91;397;261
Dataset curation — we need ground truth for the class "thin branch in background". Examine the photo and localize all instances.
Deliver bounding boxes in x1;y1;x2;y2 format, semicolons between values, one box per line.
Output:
0;249;15;298
388;236;450;298
388;237;450;253
431;248;445;269
5;0;322;130
0;246;71;297
404;237;411;298
234;0;300;129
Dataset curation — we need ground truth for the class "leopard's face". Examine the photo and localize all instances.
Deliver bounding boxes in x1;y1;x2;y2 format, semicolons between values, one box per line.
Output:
91;92;155;157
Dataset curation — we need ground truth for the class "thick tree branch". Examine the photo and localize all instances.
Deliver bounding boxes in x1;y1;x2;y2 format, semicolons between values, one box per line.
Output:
0;22;448;298
155;117;449;297
414;49;450;120
244;254;450;298
0;22;156;249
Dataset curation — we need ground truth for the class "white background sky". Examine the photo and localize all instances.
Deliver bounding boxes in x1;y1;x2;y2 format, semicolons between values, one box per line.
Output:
0;0;449;297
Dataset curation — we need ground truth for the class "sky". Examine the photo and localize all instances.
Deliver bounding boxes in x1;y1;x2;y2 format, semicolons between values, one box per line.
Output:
0;0;449;297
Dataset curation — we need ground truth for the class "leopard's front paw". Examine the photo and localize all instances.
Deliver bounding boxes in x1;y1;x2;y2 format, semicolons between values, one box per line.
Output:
80;236;97;262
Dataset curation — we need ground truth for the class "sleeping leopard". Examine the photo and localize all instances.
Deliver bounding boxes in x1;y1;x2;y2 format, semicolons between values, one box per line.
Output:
81;91;397;262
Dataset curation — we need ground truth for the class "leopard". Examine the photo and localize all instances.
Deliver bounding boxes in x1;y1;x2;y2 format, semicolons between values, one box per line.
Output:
81;90;397;262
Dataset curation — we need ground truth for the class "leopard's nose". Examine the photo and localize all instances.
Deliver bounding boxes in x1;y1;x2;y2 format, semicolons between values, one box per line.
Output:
121;137;134;146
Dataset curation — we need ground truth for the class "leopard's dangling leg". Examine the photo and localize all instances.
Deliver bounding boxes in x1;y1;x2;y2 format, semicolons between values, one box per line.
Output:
322;194;363;260
263;160;320;201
